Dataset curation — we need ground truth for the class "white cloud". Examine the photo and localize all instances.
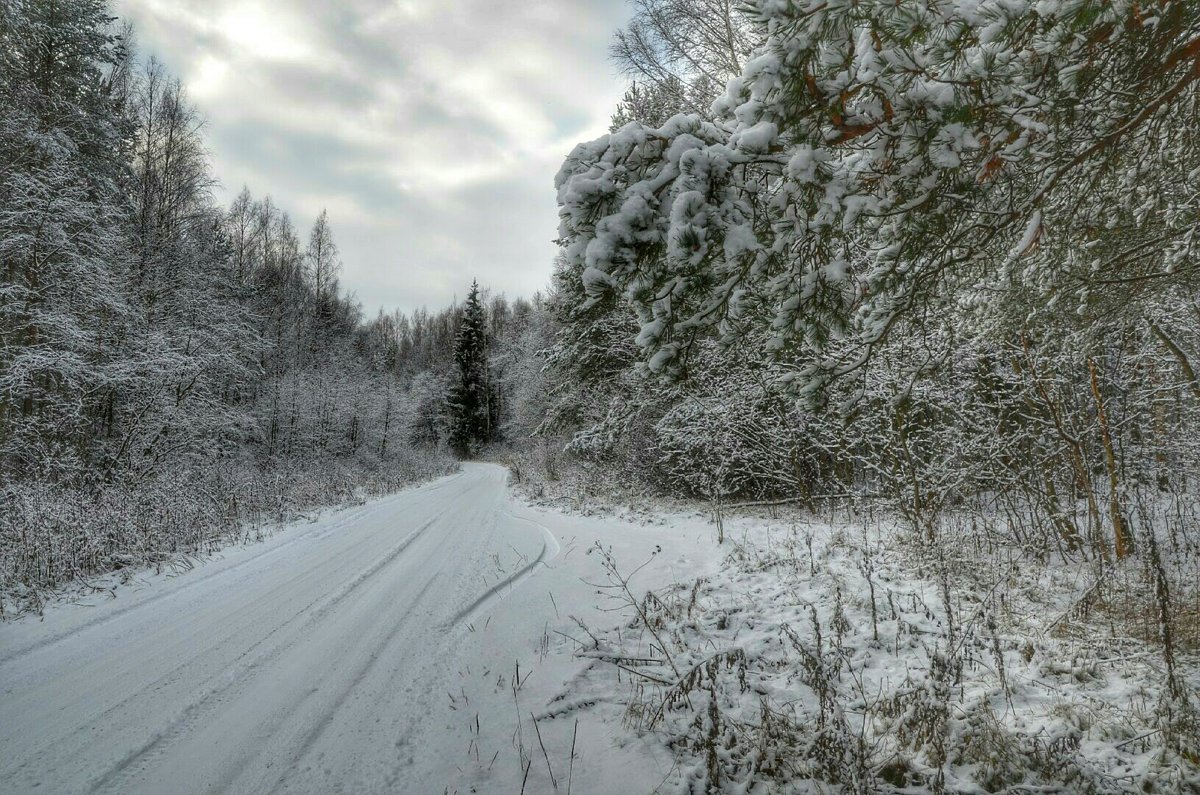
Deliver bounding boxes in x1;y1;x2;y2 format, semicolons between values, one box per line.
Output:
115;0;629;313
218;4;312;61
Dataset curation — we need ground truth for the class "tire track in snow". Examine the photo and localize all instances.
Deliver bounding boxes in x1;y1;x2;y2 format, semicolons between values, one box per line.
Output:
0;471;465;668
8;525;388;762
445;510;560;628
85;514;444;794
259;573;444;795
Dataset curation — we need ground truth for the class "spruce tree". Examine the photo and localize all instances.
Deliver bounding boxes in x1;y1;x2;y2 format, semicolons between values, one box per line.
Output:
447;281;492;456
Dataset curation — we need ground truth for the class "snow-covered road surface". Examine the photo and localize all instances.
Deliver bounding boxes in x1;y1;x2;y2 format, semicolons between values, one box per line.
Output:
0;463;716;794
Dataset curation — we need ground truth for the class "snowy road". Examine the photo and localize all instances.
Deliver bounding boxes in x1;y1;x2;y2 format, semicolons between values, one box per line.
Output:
0;463;714;794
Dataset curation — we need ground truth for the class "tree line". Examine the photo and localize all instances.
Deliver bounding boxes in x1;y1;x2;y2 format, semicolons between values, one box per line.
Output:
6;0;1200;661
543;0;1200;564
527;2;1200;779
0;0;516;607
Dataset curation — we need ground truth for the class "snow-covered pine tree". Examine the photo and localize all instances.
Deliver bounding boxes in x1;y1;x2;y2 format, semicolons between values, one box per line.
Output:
446;281;494;456
558;0;1200;391
551;0;1200;563
0;0;141;481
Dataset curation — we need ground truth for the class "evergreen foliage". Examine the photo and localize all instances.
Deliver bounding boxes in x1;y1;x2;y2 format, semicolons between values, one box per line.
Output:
446;281;496;456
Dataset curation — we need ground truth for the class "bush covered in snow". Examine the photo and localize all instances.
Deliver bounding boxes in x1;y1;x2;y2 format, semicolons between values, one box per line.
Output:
0;450;455;615
568;505;1200;793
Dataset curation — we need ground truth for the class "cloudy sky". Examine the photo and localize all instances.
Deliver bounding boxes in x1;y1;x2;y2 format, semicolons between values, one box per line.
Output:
114;0;630;315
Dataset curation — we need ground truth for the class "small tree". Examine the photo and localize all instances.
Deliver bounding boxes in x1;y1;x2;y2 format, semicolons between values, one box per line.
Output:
305;209;340;302
446;281;494;456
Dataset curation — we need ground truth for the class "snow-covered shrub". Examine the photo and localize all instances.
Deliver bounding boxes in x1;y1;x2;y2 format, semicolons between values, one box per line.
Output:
576;513;1200;793
0;448;455;615
653;341;824;503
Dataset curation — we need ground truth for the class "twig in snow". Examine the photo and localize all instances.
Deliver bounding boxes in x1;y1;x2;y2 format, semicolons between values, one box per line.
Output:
567;718;578;795
519;758;532;794
530;712;558;790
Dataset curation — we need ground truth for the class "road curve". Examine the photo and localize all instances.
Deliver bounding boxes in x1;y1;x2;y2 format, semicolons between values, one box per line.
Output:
0;463;558;794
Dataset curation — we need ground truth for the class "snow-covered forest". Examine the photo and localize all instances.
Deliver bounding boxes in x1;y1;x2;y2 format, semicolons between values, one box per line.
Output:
4;0;1200;792
0;0;468;606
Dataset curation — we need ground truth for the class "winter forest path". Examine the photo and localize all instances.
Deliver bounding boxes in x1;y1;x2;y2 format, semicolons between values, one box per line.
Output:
0;463;716;794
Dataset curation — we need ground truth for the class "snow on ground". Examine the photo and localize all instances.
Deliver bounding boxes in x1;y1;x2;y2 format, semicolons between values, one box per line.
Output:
3;463;1196;794
0;463;723;794
551;507;1200;794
